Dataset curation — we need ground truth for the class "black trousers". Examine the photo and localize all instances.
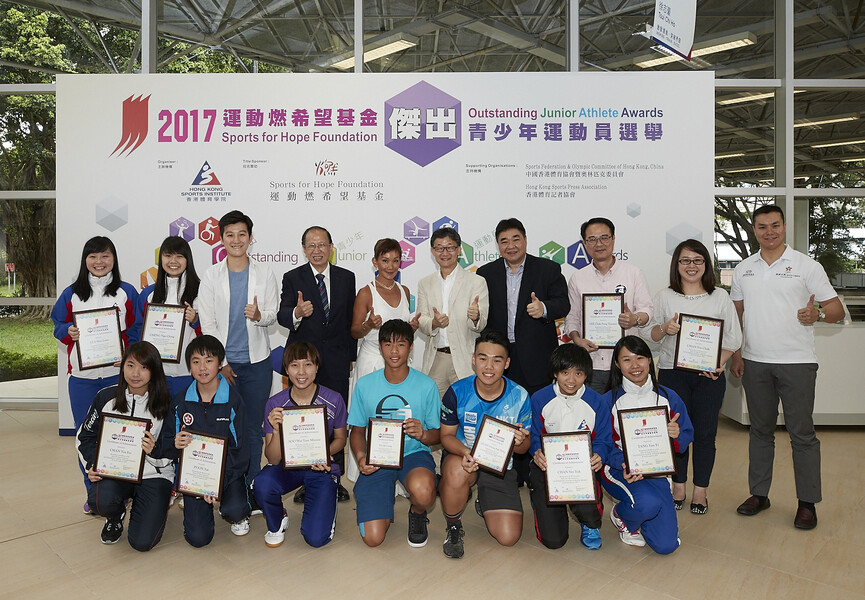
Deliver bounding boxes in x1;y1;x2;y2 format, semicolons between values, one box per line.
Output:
89;477;172;552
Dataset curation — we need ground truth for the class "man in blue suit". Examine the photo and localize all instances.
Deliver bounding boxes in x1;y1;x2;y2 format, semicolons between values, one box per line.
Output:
278;226;356;502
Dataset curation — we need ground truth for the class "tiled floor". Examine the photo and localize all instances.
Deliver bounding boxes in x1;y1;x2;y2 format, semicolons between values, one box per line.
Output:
1;408;862;600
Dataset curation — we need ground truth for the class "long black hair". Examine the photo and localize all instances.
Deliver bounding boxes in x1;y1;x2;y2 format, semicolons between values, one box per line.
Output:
669;239;715;295
152;236;200;306
607;335;663;402
114;341;171;420
71;236;122;301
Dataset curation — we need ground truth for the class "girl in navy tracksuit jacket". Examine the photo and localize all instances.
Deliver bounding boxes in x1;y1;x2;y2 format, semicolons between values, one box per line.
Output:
76;341;173;550
601;336;693;555
162;335;250;547
52;236;137;503
130;235;202;398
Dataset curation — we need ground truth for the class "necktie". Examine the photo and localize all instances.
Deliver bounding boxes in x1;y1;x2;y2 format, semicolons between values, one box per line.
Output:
316;273;330;323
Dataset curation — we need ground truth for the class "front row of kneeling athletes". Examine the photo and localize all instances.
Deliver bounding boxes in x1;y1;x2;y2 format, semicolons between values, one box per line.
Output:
78;322;692;556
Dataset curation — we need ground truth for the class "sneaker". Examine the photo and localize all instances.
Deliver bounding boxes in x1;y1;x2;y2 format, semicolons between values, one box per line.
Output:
442;521;465;559
168;490;178;507
264;512;290;548
83;501;93;515
293;486;306;504
580;524;602;550
230;517;250;536
610;506;646;547
407;509;429;548
178;496;184;509
249;492;263;517
100;516;124;544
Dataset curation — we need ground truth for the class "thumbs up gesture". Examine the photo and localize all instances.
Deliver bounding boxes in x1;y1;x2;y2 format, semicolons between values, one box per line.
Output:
667;412;681;439
661;313;680;336
526;292;544;319
432;307;449;329
618;302;639;329
410;312;420;332
797;294;818;325
366;306;382;330
244;295;261;322
295;290;314;318
467;295;480;324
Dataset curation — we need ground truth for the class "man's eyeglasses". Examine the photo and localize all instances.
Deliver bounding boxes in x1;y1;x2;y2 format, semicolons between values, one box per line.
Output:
304;243;330;251
433;245;459;254
584;235;613;245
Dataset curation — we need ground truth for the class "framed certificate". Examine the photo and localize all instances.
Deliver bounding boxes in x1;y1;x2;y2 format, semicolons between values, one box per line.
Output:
541;432;598;505
617;407;676;477
366;418;404;469
141;303;187;363
73;307;123;369
177;431;228;500
93;414;150;483
673;313;724;374
582;293;624;349
279;405;329;469
469;415;517;477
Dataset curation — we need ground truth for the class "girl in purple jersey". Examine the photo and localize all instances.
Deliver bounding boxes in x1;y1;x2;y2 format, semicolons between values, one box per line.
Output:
253;342;348;548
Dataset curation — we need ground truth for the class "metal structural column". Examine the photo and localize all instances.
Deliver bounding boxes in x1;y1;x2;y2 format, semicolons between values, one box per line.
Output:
141;0;158;74
567;1;579;72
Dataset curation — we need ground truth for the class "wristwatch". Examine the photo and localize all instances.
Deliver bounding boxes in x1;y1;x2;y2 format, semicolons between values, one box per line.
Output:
817;309;826;322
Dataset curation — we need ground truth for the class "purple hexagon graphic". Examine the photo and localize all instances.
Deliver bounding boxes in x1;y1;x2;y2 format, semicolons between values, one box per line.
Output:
403;217;430;246
567;241;591;270
170;217;195;241
433;216;458;231
385;81;461;167
399;241;416;269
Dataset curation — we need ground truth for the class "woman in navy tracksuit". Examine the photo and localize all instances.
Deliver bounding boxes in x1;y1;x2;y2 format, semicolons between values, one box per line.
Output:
601;336;693;555
76;341;173;550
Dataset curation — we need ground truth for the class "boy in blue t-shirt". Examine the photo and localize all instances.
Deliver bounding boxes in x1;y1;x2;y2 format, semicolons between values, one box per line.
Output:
348;319;441;548
439;329;531;559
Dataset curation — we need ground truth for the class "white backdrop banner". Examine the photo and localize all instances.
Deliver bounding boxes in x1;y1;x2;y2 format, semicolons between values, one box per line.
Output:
56;72;713;432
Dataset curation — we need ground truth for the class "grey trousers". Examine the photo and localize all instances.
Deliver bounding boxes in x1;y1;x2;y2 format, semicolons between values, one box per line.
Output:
742;360;821;503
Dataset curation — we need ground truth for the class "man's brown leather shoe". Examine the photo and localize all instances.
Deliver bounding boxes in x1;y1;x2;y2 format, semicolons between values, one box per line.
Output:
794;507;818;530
736;495;770;516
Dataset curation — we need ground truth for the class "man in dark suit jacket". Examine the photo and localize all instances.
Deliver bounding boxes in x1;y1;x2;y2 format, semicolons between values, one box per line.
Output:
477;218;569;396
277;226;356;501
477;218;569;486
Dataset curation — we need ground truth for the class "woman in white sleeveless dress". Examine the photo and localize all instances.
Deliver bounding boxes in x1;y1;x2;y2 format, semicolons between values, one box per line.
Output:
346;238;419;480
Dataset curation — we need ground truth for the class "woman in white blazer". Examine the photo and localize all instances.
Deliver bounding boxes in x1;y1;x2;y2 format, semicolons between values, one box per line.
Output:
198;210;279;486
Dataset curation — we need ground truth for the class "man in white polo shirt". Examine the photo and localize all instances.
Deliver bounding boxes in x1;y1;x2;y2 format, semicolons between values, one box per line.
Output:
730;204;844;530
565;217;653;393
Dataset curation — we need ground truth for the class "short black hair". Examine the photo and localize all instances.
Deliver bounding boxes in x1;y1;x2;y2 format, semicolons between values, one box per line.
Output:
378;318;414;345
494;218;526;239
549;344;593;382
301;226;333;246
753;204;785;224
185;334;226;369
580;217;615;240
218;210;253;237
430;227;460;247
474;328;510;357
373;238;401;259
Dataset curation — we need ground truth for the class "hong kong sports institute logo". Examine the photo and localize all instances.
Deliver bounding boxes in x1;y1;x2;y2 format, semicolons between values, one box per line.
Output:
111;94;150;157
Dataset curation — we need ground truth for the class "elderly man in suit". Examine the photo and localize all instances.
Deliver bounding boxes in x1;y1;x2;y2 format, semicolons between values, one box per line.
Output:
477;218;569;486
277;226;356;502
417;227;489;398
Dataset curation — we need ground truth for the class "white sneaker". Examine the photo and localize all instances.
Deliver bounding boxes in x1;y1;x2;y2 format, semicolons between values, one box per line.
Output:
230;517;250;536
264;513;290;548
610;506;646;547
